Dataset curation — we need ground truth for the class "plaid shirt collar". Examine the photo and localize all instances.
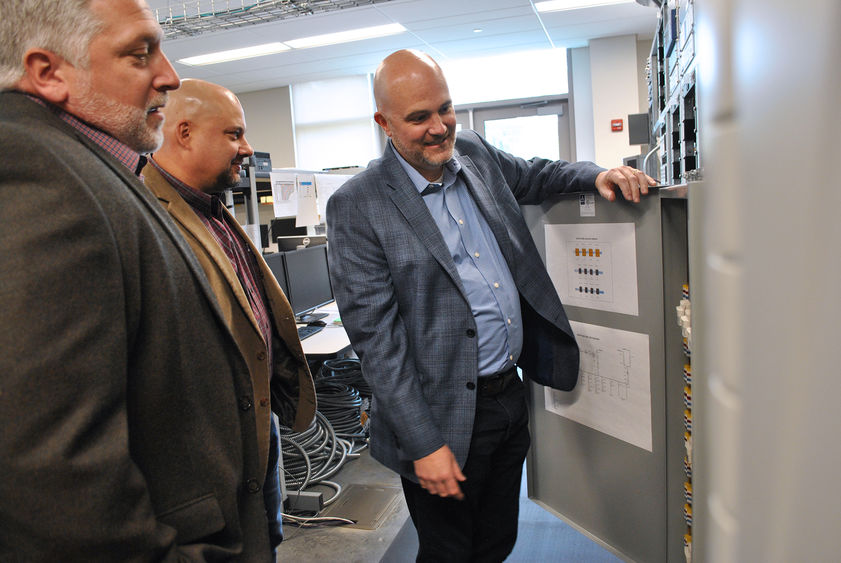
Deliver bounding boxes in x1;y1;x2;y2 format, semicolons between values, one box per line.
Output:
147;157;226;220
25;94;146;176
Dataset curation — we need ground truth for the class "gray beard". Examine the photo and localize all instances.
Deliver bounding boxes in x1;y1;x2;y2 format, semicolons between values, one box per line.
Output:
72;71;164;153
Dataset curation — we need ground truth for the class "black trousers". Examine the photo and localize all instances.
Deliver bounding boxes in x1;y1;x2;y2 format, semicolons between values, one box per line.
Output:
401;375;531;562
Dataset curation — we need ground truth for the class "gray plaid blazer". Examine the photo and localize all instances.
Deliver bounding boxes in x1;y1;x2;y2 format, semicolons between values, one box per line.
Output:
326;130;603;480
0;92;275;561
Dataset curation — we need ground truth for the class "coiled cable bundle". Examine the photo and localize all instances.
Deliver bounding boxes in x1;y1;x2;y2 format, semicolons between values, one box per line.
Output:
279;411;357;526
320;358;371;398
314;379;367;442
279;411;352;495
279;359;370;522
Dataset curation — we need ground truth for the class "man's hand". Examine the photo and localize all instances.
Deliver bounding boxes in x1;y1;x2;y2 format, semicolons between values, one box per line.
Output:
413;445;466;500
595;166;657;203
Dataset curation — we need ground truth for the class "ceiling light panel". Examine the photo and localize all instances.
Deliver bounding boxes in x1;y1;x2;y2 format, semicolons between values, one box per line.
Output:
535;0;634;13
285;23;407;49
177;42;290;65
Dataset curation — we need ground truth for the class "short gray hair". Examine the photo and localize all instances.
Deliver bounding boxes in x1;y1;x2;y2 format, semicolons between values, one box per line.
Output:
0;0;103;89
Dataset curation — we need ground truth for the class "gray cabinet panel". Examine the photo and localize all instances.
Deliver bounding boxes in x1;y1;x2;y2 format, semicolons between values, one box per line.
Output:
522;188;688;563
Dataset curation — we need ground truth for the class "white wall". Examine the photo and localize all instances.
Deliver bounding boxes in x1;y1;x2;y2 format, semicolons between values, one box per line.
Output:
237;86;296;168
588;35;644;167
570;35;649;168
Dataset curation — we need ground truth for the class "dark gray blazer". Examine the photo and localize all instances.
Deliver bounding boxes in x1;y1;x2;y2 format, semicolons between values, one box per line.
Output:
0;92;272;562
326;130;603;480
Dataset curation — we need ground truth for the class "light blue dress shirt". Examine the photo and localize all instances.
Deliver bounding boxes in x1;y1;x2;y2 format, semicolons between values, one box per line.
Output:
392;143;523;377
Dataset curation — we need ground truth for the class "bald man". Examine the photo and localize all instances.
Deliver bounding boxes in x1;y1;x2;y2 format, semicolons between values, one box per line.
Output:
141;79;317;556
326;49;654;561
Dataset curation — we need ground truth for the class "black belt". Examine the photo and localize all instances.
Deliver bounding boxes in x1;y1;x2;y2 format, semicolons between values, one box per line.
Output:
477;366;518;396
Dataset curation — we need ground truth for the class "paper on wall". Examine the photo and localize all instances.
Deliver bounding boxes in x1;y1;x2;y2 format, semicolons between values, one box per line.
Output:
295;174;319;226
270;171;297;218
544;321;652;451
545;222;639;316
314;174;353;220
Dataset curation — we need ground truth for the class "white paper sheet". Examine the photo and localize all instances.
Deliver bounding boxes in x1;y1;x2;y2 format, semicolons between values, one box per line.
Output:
314;174;353;220
545;222;639;316
544;321;652;451
295;174;319;226
270;171;298;218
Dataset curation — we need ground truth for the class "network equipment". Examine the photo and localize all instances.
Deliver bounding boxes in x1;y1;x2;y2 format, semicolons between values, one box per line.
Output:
647;0;700;184
282;244;333;324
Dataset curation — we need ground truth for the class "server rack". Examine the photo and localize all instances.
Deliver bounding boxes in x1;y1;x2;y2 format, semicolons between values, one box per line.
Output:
649;0;701;186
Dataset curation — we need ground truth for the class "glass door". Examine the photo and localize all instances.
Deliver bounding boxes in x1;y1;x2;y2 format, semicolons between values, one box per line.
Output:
455;98;571;162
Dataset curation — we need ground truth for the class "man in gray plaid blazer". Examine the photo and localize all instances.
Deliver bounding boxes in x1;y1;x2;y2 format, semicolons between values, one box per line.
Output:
326;49;653;562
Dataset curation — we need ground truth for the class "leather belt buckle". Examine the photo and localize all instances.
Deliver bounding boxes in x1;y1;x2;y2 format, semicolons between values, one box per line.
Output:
477;367;516;396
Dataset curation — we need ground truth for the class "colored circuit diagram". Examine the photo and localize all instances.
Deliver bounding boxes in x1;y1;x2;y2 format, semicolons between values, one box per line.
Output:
569;242;614;302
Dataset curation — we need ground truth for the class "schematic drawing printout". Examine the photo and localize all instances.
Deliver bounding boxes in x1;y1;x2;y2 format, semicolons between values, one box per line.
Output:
545;321;652;451
544;223;639;316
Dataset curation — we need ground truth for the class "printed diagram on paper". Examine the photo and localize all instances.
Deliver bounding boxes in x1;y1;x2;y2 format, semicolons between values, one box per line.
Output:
270;171;297;218
579;336;632;400
275;180;296;201
545;321;652;451
545;223;638;316
569;242;614;304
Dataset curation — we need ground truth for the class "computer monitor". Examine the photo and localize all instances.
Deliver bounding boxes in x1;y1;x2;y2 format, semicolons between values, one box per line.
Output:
263;252;288;296
275;235;327;252
259;224;269;249
270;217;307;243
282;244;333;323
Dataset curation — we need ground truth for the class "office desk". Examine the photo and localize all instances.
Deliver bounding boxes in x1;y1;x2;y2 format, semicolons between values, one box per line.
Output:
298;305;352;357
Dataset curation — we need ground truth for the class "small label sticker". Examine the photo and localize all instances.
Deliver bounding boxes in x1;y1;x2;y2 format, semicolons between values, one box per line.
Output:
579;193;596;217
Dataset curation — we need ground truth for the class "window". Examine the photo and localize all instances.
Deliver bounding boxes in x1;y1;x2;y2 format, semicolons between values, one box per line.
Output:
484;114;561;161
291;75;380;170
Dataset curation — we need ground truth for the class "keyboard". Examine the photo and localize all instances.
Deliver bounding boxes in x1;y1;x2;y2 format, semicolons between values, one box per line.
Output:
297;324;325;340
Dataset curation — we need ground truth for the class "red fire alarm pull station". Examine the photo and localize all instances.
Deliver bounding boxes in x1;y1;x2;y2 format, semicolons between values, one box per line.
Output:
611;119;623;132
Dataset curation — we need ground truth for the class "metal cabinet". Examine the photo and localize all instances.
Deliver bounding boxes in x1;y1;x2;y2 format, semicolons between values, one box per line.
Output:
522;186;690;562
